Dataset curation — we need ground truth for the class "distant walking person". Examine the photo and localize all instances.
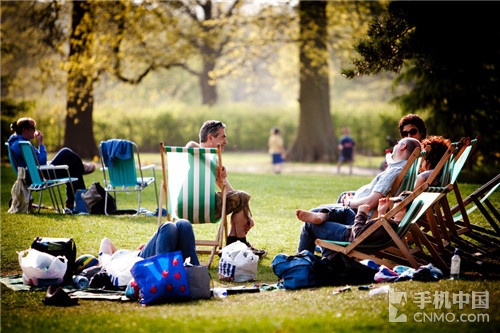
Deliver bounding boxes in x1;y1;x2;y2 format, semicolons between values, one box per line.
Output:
268;127;286;174
337;127;355;175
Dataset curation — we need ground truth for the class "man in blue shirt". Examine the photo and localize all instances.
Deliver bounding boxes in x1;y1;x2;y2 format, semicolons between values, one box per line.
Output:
337;127;355;175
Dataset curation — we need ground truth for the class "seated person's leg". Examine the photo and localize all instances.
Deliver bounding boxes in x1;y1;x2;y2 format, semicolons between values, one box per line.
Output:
139;222;179;259
175;219;200;265
298;221;349;253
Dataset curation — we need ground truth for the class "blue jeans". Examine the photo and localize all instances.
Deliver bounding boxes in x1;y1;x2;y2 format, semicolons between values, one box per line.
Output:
139;219;200;265
297;206;356;255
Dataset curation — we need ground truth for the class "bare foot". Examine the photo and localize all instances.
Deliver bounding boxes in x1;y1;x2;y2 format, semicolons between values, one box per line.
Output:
295;210;326;224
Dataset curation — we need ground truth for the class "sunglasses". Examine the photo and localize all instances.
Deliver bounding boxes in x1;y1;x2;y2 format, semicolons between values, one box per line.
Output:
27;126;36;130
402;128;418;137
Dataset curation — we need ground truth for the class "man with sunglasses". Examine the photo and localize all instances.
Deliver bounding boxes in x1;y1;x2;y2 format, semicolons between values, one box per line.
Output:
186;120;267;258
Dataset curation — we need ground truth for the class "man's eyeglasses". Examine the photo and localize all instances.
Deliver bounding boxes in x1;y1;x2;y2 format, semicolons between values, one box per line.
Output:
402;128;418;137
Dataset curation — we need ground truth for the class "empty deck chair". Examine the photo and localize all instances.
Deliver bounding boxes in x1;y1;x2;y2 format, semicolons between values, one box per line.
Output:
99;139;158;215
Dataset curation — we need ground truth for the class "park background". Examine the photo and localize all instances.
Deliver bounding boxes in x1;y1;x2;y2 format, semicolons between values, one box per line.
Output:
1;1;499;332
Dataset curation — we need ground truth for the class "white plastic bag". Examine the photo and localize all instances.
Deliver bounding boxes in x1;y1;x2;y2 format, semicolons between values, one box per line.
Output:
18;248;67;287
218;241;258;282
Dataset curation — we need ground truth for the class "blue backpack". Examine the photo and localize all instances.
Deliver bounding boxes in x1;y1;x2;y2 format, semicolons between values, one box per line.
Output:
271;250;317;290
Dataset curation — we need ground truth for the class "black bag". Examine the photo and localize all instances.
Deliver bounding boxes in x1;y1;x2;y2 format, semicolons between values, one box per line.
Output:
312;252;378;287
81;182;116;214
31;237;77;284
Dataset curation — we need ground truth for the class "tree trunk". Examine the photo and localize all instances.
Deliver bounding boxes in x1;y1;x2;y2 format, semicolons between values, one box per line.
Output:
287;0;337;162
200;59;218;106
64;0;98;159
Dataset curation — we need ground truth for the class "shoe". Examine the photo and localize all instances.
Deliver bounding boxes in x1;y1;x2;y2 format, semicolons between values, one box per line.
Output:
42;286;78;306
83;162;96;175
247;244;267;259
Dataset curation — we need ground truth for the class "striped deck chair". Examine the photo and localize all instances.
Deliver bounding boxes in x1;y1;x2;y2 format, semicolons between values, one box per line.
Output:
414;141;459;250
425;138;477;239
158;142;228;268
18;141;77;213
316;184;448;269
99;139;159;216
424;137;499;258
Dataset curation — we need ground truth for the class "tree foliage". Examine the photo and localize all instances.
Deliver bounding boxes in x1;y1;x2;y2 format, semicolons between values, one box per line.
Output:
343;1;500;168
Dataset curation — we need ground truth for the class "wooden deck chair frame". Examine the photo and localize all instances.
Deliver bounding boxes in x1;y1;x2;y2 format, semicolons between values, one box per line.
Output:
387;145;430;197
414;141;460;250
451;173;500;236
17;141;77;213
316;183;448;269
158;142;228;268
425;138;479;239
424;137;498;257
99;140;159;216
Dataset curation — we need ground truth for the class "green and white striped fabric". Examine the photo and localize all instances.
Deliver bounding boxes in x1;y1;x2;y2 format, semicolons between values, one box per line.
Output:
164;146;219;224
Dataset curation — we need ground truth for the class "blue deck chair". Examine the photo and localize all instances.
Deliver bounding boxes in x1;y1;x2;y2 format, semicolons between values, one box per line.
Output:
316;184;448;269
17;141;77;213
158;142;228;268
99;139;158;216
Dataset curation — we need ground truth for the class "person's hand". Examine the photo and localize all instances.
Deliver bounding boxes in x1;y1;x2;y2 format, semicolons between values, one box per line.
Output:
35;130;44;145
244;217;255;233
358;204;371;214
341;192;354;206
377;197;391;215
220;165;227;179
137;243;145;251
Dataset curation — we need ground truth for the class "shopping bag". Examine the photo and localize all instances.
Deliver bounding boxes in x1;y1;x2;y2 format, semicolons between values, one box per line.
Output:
130;251;191;305
19;248;68;287
218;241;258;282
30;237;76;284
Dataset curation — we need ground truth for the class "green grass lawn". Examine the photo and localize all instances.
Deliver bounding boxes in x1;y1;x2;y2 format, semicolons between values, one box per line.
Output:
1;154;499;333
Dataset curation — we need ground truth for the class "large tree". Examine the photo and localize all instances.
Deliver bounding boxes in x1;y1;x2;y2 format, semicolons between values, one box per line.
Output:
287;0;335;162
343;1;500;168
65;0;98;158
111;0;291;106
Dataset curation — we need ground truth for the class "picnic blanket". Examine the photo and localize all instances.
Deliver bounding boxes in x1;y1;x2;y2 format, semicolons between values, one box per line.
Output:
1;274;128;301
